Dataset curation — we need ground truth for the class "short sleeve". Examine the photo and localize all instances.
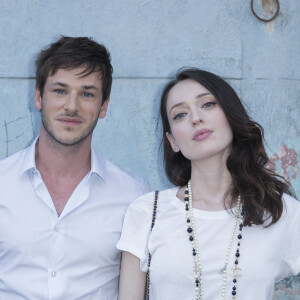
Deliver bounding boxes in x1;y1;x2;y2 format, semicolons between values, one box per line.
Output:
116;191;156;272
281;195;300;276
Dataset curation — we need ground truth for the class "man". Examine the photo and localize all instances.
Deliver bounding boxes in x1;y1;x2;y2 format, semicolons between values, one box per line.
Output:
0;36;149;300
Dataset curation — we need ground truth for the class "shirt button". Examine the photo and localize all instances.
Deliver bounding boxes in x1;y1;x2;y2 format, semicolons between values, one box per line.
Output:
51;271;57;277
32;169;37;175
54;226;59;232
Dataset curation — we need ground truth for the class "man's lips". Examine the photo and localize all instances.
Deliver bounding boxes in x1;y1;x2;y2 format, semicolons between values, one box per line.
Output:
58;117;83;125
193;129;213;141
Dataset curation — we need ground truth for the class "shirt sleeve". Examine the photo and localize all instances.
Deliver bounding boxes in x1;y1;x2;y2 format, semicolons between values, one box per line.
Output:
281;195;300;276
116;191;156;272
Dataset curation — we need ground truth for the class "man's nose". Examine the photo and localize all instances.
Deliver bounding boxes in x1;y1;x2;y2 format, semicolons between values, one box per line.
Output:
64;93;79;113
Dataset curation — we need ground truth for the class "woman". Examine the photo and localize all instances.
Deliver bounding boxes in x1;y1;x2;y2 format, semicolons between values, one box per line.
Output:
116;68;300;299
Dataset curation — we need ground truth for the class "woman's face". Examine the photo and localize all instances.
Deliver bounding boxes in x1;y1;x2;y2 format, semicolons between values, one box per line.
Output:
166;79;233;163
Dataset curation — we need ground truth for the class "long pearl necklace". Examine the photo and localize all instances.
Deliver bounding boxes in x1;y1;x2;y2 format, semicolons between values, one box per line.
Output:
185;181;244;299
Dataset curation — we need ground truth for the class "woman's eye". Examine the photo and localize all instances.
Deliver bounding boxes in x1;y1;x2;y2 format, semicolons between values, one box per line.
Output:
202;101;216;108
174;112;187;120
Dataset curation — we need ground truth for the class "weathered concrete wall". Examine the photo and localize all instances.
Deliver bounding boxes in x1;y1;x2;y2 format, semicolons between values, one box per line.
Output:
0;0;299;297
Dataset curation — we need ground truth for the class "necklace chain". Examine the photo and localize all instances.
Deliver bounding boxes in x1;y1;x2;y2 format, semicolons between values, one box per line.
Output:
185;181;244;300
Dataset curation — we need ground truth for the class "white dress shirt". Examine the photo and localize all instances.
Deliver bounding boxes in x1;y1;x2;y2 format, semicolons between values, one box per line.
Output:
0;138;149;300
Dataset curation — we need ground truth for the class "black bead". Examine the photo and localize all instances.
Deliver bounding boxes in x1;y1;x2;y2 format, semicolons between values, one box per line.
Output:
238;234;242;239
196;279;199;284
184;197;189;201
185;207;189;211
187;227;193;233
237;242;240;246
233;286;236;290
233;279;237;283
239;223;243;228
232;291;236;295
189;236;194;241
185;190;189;194
235;252;240;257
187;218;190;223
235;260;238;264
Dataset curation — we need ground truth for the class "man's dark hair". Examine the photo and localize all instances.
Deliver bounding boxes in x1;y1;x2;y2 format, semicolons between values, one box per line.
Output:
35;36;113;103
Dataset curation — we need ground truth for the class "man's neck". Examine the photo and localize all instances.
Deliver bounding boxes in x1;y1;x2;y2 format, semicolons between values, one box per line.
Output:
35;132;92;178
35;132;93;216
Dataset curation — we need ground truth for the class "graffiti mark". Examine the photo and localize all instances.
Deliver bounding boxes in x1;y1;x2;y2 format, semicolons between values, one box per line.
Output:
4;116;28;157
269;145;299;182
29;107;37;137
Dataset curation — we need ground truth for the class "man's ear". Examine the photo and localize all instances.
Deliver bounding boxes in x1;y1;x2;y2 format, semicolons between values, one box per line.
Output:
99;96;111;119
166;132;180;152
34;87;42;111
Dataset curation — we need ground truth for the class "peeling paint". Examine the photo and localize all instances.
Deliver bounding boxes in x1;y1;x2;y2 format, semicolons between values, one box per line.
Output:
269;145;299;181
275;274;300;298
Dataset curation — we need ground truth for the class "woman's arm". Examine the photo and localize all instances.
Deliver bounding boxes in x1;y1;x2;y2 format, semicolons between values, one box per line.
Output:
119;251;147;300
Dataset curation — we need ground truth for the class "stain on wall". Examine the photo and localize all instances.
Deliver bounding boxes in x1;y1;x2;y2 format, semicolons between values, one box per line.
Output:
270;145;299;182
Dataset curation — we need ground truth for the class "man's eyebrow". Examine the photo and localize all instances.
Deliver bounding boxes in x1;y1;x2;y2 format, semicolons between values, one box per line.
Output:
50;82;68;87
82;85;99;91
169;93;212;113
49;83;99;92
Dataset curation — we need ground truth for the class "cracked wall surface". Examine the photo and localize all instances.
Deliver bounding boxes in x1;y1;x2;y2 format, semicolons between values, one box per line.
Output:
0;0;299;297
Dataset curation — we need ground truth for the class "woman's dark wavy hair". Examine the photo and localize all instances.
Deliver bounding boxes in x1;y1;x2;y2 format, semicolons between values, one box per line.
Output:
160;68;295;227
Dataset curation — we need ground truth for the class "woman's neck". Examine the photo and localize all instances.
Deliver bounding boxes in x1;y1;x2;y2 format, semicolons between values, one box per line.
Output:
188;158;233;211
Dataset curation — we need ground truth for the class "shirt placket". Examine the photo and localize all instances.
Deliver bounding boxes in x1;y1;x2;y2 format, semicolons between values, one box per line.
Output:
32;170;64;299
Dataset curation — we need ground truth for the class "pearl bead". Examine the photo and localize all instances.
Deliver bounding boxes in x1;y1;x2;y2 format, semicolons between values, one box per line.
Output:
185;181;244;299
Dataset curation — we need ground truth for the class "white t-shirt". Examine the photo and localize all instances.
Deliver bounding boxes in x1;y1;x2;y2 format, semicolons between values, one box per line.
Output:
117;187;300;300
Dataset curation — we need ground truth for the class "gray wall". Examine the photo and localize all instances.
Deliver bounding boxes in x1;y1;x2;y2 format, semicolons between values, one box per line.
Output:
0;0;299;297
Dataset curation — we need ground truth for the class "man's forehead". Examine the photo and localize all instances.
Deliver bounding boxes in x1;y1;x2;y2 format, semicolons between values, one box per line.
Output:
46;68;103;86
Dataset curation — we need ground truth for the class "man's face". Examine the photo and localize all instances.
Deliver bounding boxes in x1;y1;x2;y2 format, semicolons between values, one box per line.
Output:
34;67;109;147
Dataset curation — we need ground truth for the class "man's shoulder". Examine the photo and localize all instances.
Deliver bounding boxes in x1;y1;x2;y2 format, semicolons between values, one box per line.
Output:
0;148;27;172
102;156;149;190
91;146;149;193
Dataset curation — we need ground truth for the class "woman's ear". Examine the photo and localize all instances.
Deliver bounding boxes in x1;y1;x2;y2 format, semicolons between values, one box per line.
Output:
166;132;180;152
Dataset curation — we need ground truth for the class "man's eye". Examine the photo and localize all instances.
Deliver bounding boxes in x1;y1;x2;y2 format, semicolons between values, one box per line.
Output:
83;92;94;98
54;89;66;95
202;101;216;108
174;112;186;120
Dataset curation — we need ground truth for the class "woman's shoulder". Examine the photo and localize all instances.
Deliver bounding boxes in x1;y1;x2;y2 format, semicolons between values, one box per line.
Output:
282;193;300;208
280;193;300;223
128;187;178;212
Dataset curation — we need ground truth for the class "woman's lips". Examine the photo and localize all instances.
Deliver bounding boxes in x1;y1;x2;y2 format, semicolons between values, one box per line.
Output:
193;129;212;141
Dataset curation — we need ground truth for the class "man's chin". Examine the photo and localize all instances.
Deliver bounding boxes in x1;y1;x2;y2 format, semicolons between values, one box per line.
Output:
45;131;90;147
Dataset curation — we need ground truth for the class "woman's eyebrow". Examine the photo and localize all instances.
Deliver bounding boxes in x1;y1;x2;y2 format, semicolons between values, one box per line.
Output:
169;93;212;113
